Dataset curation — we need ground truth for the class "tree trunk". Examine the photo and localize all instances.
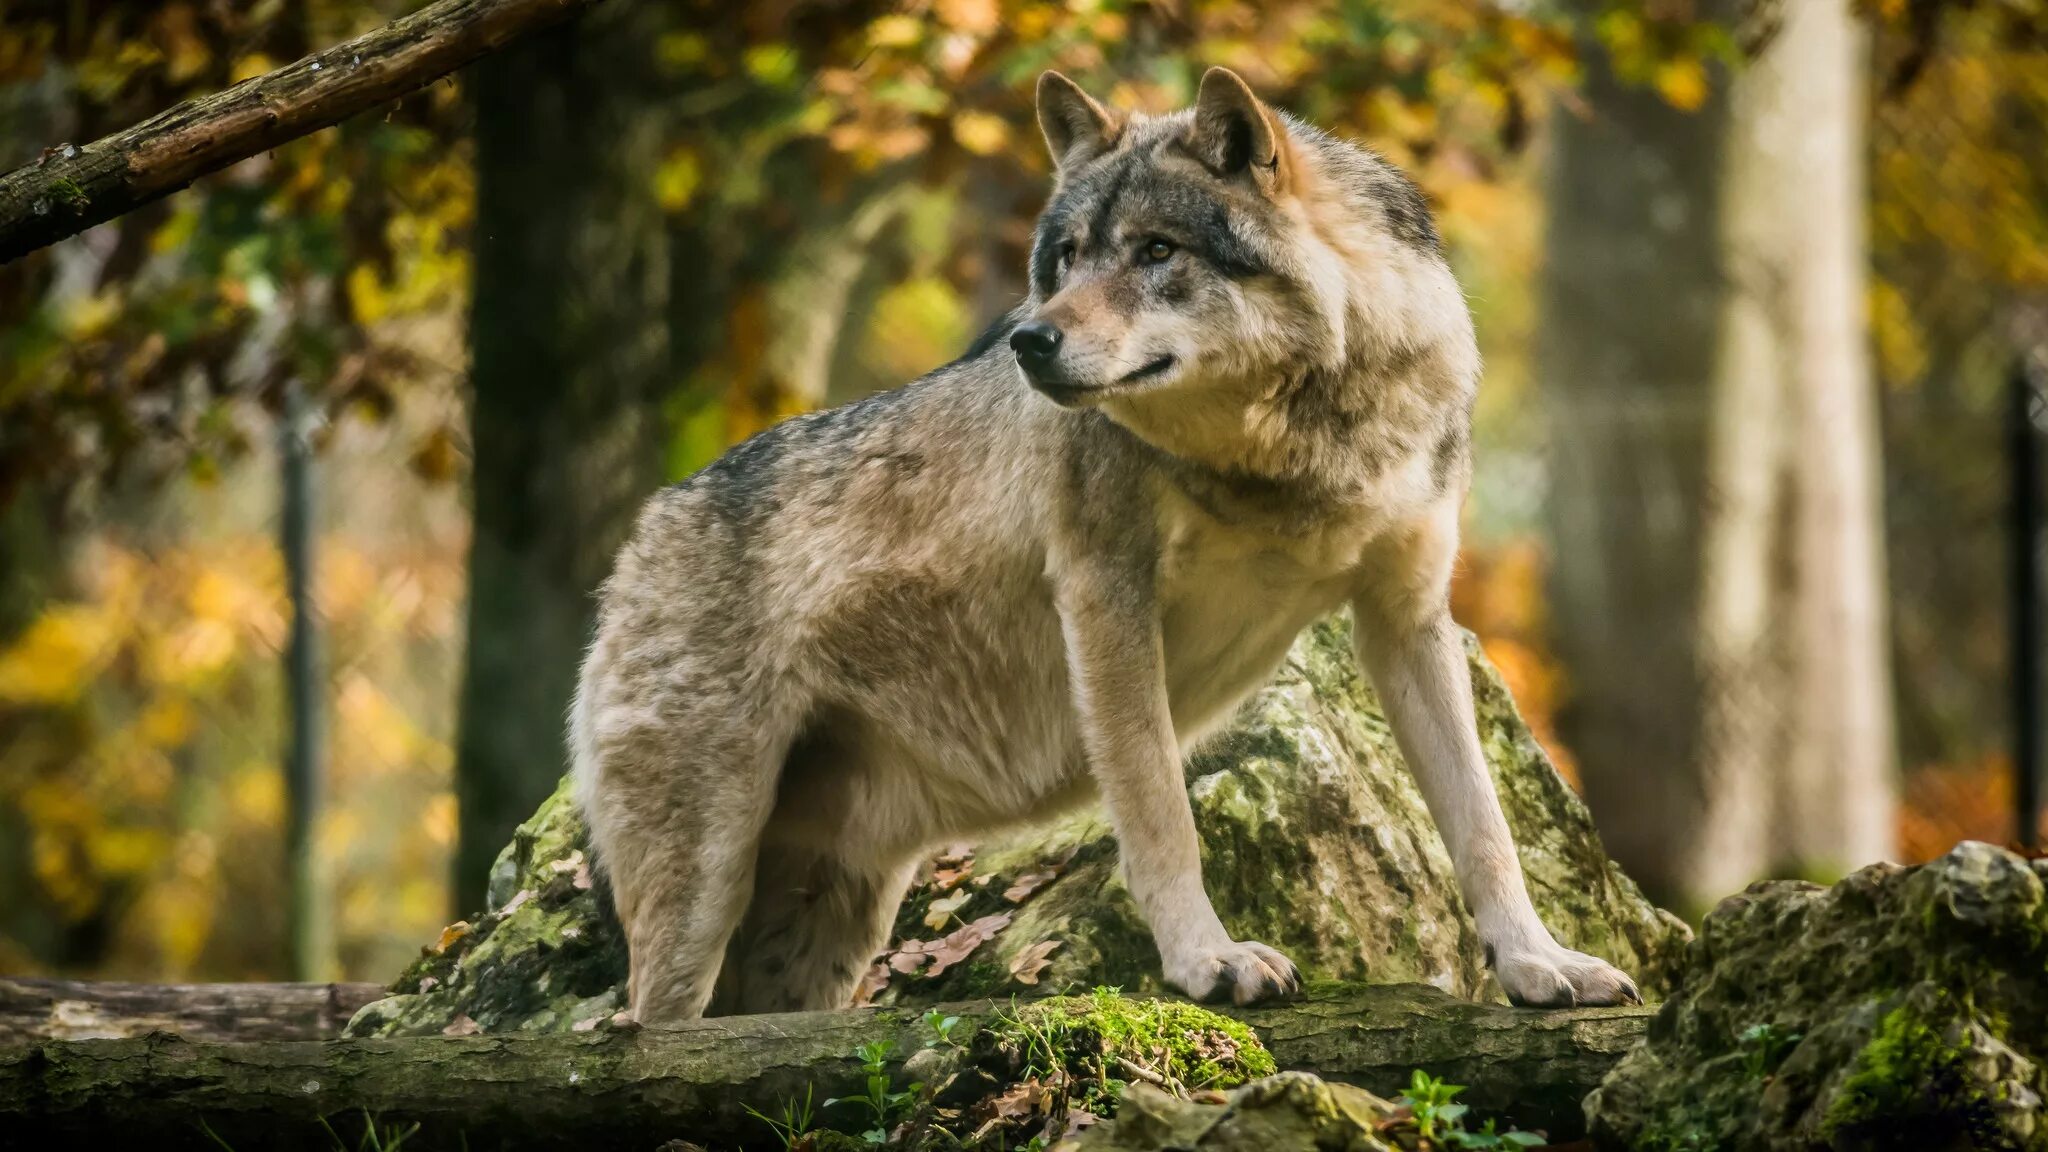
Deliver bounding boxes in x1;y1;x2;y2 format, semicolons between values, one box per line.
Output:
0;979;385;1043
0;984;1648;1150
1539;23;1727;911
0;0;605;263
1543;0;1895;913
1767;0;1897;876
452;5;670;910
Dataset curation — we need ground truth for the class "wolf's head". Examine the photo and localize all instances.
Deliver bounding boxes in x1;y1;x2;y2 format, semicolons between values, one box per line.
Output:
1011;69;1476;472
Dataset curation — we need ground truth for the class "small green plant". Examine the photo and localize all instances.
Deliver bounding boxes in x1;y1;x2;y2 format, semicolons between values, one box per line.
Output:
825;1038;920;1144
315;1111;420;1152
1739;1021;1803;1079
923;1007;963;1048
742;1084;817;1151
1399;1070;1545;1149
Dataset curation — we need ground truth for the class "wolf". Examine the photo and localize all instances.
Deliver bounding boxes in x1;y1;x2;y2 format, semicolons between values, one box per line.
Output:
573;67;1641;1024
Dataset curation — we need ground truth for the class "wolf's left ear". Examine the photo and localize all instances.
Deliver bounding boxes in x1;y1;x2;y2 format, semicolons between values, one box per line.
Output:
1037;71;1119;172
1188;67;1289;196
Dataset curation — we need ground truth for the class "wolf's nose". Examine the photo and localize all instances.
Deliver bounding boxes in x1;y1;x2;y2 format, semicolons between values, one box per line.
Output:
1010;321;1063;368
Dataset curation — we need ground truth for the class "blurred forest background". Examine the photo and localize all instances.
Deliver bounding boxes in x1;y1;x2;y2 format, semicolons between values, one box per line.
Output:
0;0;2044;983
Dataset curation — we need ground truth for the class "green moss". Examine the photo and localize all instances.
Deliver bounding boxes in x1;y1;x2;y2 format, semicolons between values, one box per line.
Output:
50;177;88;208
992;989;1275;1114
1824;1001;1963;1135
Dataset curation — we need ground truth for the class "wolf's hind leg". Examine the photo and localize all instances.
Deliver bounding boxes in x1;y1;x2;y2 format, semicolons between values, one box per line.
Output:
713;840;916;1015
587;722;788;1027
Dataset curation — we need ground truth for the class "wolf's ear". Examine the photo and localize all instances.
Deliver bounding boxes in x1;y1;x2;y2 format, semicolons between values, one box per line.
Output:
1188;67;1289;196
1037;71;1118;171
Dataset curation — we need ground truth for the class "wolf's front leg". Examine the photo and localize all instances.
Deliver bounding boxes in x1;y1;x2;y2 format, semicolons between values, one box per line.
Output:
1352;515;1640;1008
1058;576;1299;1005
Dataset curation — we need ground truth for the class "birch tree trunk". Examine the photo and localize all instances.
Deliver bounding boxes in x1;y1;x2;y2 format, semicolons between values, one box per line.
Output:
1770;0;1897;875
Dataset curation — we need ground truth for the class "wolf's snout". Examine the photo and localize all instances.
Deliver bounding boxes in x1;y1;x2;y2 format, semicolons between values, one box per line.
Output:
1010;320;1063;373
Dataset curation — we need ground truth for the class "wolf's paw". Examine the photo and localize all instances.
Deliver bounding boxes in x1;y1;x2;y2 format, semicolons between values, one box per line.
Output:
1491;942;1640;1008
1169;940;1301;1005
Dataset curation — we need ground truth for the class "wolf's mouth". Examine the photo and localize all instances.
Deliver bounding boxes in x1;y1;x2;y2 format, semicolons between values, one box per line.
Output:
1116;356;1176;385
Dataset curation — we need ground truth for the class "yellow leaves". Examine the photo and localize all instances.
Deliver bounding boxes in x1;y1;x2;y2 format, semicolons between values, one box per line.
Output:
230;764;286;828
936;0;1001;37
951;110;1011;156
137;698;194;748
421;793;457;848
656;32;710;71
57;291;121;341
1654;57;1710;112
230;53;276;84
743;44;799;86
864;276;969;380
654;147;703;213
868;15;926;50
0;605;117;705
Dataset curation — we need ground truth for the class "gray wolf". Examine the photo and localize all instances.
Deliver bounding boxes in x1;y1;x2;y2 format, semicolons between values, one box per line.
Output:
572;67;1641;1023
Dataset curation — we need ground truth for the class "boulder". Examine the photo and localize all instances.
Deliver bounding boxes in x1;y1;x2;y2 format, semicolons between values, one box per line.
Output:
1584;841;2048;1150
347;614;1686;1039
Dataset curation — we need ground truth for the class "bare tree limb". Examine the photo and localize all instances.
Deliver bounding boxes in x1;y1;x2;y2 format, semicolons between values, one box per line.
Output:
0;979;386;1044
0;983;1648;1149
0;0;606;264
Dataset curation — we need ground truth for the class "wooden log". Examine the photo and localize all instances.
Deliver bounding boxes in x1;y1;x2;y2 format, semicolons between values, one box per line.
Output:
0;0;606;264
0;983;1649;1150
0;978;387;1043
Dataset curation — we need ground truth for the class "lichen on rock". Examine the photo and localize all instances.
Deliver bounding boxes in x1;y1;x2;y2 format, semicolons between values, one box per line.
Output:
349;614;1686;1038
1584;840;2048;1151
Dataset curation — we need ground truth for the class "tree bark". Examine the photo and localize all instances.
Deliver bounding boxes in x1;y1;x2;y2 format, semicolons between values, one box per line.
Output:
1539;17;1727;912
1768;0;1897;877
0;979;385;1044
1543;0;1896;913
452;4;671;910
0;984;1648;1150
0;0;605;264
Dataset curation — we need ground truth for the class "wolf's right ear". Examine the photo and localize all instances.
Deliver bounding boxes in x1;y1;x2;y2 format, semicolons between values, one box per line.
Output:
1037;71;1118;172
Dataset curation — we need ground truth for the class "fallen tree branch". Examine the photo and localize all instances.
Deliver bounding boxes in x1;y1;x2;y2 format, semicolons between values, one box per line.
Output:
0;0;606;264
0;983;1647;1149
0;978;386;1044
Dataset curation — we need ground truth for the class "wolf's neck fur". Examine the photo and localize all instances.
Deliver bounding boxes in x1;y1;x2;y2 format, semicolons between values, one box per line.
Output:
1103;329;1465;508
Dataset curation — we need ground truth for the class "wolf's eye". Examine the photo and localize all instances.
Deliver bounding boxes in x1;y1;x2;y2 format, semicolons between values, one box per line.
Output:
1140;239;1176;264
1056;241;1076;275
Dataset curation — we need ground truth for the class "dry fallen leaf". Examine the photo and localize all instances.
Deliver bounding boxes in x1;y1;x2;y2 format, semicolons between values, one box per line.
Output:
498;888;535;916
433;921;471;954
924;890;972;929
1009;938;1063;985
851;961;893;1007
888;940;934;975
442;1014;482;1037
925;912;1012;977
1003;868;1060;903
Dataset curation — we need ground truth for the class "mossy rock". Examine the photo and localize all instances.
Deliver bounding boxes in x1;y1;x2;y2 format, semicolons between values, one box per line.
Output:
1074;1072;1405;1152
1584;841;2048;1150
347;614;1686;1038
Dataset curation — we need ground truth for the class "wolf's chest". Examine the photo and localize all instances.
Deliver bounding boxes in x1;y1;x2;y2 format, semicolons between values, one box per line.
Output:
1151;501;1376;735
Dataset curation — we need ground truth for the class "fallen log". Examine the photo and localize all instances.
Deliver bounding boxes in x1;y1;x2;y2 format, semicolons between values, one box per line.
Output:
0;983;1648;1150
0;978;386;1044
0;0;606;264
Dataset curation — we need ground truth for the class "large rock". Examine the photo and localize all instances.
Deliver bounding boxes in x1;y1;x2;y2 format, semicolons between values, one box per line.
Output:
347;615;1686;1039
1585;841;2048;1151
